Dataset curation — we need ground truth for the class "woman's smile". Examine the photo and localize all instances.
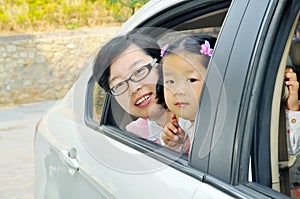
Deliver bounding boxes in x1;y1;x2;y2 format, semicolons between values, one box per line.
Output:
134;92;153;108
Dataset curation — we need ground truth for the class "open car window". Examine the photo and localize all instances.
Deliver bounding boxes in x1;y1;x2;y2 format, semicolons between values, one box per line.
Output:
92;82;105;123
248;9;300;198
88;2;228;156
286;14;300;198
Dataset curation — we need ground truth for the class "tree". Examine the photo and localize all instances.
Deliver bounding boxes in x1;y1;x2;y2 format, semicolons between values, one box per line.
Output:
106;0;149;16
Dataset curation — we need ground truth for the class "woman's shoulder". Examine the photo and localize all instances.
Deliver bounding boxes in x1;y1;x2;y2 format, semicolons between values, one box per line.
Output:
125;118;150;138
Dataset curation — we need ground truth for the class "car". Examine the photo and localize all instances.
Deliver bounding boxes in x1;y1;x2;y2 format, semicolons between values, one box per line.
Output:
34;0;300;198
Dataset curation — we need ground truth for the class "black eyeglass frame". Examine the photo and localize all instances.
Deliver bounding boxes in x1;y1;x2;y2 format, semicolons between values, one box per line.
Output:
109;58;158;96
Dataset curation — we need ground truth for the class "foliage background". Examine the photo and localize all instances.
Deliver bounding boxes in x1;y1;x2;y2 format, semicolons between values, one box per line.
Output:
0;0;149;34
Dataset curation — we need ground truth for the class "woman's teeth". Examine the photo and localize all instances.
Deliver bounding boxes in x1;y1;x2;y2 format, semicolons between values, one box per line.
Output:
135;94;150;105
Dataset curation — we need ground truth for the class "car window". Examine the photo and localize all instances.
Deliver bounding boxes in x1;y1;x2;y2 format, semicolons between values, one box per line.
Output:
93;82;105;123
287;15;300;198
88;2;227;140
270;14;300;198
250;10;300;198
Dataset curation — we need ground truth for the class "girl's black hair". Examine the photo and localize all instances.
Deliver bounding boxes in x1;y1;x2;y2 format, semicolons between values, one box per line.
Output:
156;34;217;108
93;31;162;92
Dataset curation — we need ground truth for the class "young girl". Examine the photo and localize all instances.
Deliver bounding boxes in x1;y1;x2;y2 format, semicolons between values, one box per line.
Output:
156;34;216;153
158;34;300;155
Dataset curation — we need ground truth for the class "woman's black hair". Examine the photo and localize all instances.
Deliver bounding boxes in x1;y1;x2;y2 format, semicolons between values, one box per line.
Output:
93;31;162;92
156;34;217;108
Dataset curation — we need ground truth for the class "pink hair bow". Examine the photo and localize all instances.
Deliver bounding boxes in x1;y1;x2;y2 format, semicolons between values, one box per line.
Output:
200;40;213;57
160;44;168;57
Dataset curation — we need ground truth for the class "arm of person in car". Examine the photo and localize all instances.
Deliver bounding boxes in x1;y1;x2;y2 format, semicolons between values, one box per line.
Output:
285;68;299;111
285;68;300;154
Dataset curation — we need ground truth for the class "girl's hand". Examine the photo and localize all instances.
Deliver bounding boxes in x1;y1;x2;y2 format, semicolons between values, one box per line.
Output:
285;68;299;111
162;114;190;154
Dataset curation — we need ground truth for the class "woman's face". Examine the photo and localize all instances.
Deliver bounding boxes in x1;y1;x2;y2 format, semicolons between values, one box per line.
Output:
109;45;162;118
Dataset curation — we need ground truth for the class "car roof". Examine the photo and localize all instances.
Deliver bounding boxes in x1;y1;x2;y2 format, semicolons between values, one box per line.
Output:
118;0;186;33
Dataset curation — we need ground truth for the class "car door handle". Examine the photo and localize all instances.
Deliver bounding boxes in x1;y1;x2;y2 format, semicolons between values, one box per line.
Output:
60;148;79;175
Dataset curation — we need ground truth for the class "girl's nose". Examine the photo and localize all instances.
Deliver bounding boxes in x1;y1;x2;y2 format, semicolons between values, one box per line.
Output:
173;89;185;96
172;83;186;95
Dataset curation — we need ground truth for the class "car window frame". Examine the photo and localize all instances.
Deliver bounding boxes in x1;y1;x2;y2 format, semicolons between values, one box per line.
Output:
86;0;231;157
84;0;248;195
247;0;300;191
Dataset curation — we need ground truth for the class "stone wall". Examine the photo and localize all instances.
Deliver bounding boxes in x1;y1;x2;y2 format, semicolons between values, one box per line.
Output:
0;27;119;107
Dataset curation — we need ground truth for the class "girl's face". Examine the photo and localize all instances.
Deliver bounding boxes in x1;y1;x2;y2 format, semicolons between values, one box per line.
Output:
109;45;163;118
163;53;207;121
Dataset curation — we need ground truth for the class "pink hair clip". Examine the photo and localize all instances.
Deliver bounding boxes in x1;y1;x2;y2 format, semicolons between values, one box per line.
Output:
200;40;213;57
160;44;169;57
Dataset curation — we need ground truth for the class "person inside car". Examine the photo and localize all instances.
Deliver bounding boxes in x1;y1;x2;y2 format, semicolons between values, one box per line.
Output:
158;35;300;156
285;66;300;198
156;34;216;154
93;31;172;144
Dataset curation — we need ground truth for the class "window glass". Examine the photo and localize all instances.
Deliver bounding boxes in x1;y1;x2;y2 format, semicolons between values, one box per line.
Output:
89;7;226;156
92;82;106;123
157;27;220;47
181;27;221;38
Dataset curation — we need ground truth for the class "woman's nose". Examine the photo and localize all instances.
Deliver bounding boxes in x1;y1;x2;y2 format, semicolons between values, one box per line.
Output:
128;81;143;95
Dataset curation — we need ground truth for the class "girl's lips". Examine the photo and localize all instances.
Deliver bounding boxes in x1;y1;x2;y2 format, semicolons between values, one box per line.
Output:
175;102;188;107
134;93;153;108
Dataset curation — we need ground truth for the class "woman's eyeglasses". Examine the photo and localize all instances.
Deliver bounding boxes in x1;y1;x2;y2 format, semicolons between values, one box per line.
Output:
109;58;158;96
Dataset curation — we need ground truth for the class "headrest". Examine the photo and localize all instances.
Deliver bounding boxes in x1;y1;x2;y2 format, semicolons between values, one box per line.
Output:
290;38;300;68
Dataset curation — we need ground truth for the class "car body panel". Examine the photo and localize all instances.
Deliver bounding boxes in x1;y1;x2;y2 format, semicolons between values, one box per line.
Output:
35;73;231;198
34;66;234;198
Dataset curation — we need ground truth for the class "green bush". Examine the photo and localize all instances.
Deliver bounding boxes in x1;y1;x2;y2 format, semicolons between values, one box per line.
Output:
0;8;10;23
0;0;149;34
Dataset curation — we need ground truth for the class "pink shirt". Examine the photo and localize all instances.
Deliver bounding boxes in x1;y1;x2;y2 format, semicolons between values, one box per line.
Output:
125;118;163;145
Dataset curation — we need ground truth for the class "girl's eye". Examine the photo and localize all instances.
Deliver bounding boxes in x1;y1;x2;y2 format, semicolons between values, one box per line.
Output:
165;80;174;84
187;78;198;83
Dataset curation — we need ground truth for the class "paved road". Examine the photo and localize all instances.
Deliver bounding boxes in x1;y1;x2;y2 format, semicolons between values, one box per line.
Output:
0;101;57;199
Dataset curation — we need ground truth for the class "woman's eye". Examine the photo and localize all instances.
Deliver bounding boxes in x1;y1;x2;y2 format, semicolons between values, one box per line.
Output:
114;82;125;90
187;78;198;83
133;67;146;76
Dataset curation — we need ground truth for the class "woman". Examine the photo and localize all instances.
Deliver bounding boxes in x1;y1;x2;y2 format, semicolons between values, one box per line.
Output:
93;31;172;144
